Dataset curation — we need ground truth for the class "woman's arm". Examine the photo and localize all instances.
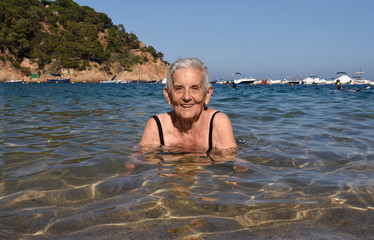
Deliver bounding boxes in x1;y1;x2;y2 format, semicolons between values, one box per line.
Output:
213;112;237;149
139;117;161;147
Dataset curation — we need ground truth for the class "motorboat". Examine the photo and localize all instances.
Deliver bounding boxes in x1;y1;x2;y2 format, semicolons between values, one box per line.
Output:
47;74;70;83
302;76;317;84
351;68;372;85
334;72;353;84
100;75;121;83
215;80;232;84
232;72;255;84
350;78;372;85
6;79;23;83
287;80;301;84
301;76;327;85
233;78;256;84
100;80;121;83
47;78;70;83
268;79;278;84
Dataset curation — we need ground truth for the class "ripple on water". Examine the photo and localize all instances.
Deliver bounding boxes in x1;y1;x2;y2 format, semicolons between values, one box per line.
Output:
1;83;374;239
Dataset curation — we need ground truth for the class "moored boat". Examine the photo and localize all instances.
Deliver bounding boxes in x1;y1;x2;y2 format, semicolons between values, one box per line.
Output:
301;76;327;85
100;80;121;83
232;72;256;84
47;74;70;83
351;68;372;84
6;79;23;83
334;72;353;84
47;78;70;83
287;80;301;84
233;78;256;84
100;75;121;83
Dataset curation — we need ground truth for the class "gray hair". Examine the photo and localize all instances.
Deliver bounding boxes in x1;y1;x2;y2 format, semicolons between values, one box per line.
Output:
166;57;211;93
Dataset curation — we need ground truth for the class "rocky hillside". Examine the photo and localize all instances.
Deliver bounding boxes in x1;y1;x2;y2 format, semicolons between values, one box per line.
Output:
0;0;169;82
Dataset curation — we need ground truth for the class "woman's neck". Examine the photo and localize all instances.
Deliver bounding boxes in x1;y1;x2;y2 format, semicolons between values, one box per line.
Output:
171;110;205;134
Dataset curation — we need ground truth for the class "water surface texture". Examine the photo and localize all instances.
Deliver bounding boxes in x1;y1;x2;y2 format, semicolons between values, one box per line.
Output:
1;83;374;239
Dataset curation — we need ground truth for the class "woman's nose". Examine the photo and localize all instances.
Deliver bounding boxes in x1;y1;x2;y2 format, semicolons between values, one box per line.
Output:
182;89;191;101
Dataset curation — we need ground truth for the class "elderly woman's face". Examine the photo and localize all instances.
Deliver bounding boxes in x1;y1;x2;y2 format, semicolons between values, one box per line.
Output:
164;67;212;121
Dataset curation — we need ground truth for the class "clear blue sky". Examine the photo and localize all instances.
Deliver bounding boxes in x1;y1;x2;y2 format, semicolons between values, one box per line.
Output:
74;0;374;80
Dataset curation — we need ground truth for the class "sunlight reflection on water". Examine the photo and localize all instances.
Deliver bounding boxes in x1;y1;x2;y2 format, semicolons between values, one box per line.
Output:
1;83;374;239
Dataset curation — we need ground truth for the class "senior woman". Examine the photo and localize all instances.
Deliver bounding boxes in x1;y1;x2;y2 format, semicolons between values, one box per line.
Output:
139;57;237;152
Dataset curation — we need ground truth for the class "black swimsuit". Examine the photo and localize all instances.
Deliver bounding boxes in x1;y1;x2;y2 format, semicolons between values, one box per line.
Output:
151;111;220;152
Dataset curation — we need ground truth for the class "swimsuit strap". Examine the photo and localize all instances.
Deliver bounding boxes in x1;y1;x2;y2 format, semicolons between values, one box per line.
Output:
152;112;219;150
207;111;220;154
152;115;164;146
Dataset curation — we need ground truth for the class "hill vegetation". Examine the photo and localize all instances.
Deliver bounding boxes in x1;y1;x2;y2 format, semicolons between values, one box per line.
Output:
0;0;166;76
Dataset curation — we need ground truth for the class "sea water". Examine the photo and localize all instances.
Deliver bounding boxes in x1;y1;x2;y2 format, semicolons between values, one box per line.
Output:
1;83;374;239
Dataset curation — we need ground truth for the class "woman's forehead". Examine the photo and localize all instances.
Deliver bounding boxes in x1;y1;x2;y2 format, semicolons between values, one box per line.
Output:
172;68;204;85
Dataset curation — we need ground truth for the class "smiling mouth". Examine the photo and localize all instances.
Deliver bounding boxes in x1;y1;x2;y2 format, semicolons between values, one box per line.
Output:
181;104;194;108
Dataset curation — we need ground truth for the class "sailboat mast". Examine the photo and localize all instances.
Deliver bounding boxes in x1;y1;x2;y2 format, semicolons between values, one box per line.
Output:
355;66;364;80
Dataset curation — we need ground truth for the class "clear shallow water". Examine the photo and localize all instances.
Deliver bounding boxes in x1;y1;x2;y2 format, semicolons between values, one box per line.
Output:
1;83;374;239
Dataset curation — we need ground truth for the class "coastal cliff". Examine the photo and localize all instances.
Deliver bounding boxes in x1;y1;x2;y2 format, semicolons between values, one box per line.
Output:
0;46;169;82
0;0;169;82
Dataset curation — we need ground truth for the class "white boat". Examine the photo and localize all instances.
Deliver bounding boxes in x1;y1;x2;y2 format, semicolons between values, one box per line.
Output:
232;72;255;84
100;80;121;83
301;76;327;85
233;78;256;84
253;80;263;85
268;79;282;84
334;72;353;84
100;75;121;83
350;79;372;85
6;79;23;83
350;68;372;84
301;76;316;84
155;78;167;84
216;80;231;84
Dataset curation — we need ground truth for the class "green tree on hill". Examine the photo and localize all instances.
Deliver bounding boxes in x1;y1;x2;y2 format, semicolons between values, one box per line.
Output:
0;0;165;73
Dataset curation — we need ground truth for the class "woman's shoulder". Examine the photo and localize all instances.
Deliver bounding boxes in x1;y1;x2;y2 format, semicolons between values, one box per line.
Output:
209;109;237;149
207;108;229;120
213;111;231;125
153;112;173;122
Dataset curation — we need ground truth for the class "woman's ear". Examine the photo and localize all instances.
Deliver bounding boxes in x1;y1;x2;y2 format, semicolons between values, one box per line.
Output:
163;87;172;105
204;86;214;105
